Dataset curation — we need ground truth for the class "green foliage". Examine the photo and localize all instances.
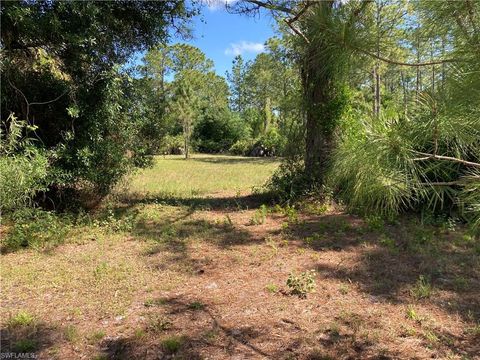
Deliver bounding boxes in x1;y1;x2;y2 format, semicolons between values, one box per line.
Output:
286;270;317;298
3;208;71;251
229;139;256;156
194;110;249;153
0;115;50;212
7;311;35;328
1;1;196;203
250;204;268;225
13;339;37;353
265;283;279;293
266;158;312;201
410;275;433;300
158;134;185;155
188;301;205;310
162;336;183;354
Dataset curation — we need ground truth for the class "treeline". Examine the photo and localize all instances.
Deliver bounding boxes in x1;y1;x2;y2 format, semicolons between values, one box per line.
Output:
135;38;300;158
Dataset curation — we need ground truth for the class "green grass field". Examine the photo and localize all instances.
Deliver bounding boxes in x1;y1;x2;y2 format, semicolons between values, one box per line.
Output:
127;154;280;197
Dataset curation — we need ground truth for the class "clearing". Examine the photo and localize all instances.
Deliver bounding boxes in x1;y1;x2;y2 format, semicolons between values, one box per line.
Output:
1;155;479;359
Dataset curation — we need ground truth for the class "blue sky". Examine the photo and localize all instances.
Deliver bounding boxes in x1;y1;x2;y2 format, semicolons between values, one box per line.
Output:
127;2;276;79
176;2;275;77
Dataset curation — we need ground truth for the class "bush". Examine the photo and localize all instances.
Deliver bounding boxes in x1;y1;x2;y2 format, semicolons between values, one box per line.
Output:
229;138;255;155
0;152;50;212
2;208;71;251
257;127;286;156
0;115;50;212
194;109;249;153
158;134;184;155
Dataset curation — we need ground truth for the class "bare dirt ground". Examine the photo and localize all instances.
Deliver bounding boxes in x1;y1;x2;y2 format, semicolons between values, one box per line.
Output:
1;190;479;360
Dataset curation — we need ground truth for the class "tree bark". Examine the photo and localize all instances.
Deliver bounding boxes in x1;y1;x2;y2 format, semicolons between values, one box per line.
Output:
302;48;337;185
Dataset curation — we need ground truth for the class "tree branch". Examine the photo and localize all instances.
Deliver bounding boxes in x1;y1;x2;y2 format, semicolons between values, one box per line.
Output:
412;151;480;168
354;47;459;67
283;18;310;44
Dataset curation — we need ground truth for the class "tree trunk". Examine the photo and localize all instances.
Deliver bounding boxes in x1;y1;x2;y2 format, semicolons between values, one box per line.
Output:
302;49;338;185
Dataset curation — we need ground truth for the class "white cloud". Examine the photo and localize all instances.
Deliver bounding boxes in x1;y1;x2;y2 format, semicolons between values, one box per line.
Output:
206;0;237;11
224;41;265;56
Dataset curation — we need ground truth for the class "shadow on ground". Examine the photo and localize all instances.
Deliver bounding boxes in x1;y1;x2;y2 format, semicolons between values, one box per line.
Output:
97;297;402;360
187;156;280;165
118;191;276;212
284;214;480;356
0;320;65;357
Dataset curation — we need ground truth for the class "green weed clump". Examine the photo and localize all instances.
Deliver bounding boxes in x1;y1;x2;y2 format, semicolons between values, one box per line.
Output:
287;270;317;298
410;275;433;300
250;204;268;225
162;336;183;353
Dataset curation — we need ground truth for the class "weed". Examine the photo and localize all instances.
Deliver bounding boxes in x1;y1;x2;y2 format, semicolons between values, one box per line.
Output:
147;315;172;332
412;227;434;248
8;311;35;328
284;205;299;224
424;330;439;344
65;325;79;343
134;329;146;339
188;301;205;311
265;283;278;293
13;339;36;352
4;208;70;251
305;202;329;215
250;204;268;225
410;275;433;300
203;329;218;340
303;236;314;247
453;276;469;291
466;323;480;336
88;330;106;343
325;323;341;342
338;284;349;295
364;215;385;231
287;270;316;298
144;298;167;307
405;305;421;322
224;214;234;228
379;234;396;250
93;261;109;280
162;336;183;353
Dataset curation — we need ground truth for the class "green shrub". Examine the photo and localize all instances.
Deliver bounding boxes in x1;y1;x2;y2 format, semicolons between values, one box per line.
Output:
2;208;71;251
0;115;50;212
229;138;255;155
158;134;185;155
0;152;49;212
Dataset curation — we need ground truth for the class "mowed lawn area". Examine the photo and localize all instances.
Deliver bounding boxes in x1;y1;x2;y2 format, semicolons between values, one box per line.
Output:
128;154;280;197
1;155;479;360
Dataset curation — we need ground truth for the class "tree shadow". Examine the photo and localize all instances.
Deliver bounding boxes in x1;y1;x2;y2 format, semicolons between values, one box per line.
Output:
286;214;480;324
96;296;406;360
0;319;65;357
118;191;276;212
97;296;271;359
190;156;280;165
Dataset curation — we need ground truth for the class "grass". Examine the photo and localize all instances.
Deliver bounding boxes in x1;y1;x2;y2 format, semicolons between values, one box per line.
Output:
127;154;279;197
1;154;479;359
